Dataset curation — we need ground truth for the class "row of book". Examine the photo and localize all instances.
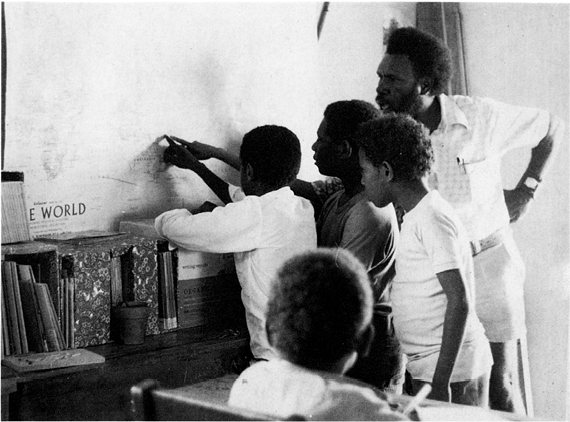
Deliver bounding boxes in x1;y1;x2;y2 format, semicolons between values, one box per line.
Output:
1;260;72;356
109;250;177;331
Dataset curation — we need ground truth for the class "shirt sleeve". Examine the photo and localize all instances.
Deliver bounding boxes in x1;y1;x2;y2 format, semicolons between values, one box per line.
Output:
420;208;464;275
482;97;550;156
154;198;263;253
340;203;397;281
311;177;344;203
228;184;246;202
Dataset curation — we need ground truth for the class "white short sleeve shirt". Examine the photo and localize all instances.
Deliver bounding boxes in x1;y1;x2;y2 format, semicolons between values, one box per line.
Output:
392;191;492;382
429;95;549;240
228;359;407;421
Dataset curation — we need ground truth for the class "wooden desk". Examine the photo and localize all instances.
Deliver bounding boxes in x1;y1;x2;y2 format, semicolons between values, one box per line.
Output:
174;372;532;422
2;322;251;421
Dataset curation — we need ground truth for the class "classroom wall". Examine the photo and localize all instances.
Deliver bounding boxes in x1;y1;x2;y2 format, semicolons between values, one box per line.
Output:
460;3;569;420
3;1;415;235
315;2;415;109
4;2;415;236
3;2;324;235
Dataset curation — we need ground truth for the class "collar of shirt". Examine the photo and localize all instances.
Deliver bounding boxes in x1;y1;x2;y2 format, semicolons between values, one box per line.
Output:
230;185;294;203
437;94;470;133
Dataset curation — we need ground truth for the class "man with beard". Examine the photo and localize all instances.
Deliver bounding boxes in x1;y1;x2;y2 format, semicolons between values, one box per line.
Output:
375;26;564;413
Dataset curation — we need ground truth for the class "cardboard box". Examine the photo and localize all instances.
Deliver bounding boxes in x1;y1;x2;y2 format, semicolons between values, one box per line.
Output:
176;274;242;328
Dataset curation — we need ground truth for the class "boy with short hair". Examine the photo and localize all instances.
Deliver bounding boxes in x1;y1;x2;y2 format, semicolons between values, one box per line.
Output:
228;248;408;421
166;101;404;393
155;125;317;362
356;114;493;406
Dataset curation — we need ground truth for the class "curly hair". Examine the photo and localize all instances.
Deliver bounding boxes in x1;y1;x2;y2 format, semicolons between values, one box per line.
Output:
240;125;301;189
266;248;373;372
323;100;382;148
356;114;434;182
386;26;452;96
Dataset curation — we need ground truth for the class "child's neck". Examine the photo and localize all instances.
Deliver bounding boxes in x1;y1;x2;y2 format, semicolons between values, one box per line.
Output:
340;171;364;198
395;178;430;213
338;172;364;203
245;183;283;197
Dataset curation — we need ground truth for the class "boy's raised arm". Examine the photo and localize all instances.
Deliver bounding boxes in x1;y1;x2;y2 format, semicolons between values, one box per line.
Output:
163;136;232;204
169;135;242;170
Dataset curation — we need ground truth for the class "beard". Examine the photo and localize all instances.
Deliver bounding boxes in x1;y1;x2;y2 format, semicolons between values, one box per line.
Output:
394;89;423;119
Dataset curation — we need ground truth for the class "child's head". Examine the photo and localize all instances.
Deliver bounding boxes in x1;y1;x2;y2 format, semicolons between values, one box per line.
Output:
313;100;381;178
239;125;301;194
356;113;433;208
266;248;374;374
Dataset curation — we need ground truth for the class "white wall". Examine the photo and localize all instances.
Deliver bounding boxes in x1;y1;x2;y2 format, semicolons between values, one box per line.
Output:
461;3;569;420
4;2;322;235
4;1;416;236
316;2;415;110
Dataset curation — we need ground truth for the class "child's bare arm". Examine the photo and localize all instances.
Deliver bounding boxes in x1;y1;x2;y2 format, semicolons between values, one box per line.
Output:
169;136;242;171
163;136;232;204
431;268;469;402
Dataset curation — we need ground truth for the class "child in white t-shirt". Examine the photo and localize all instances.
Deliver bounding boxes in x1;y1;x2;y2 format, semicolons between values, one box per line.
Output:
228;248;409;421
356;114;493;407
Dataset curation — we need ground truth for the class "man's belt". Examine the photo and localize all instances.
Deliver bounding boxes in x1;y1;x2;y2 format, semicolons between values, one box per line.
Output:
470;227;508;256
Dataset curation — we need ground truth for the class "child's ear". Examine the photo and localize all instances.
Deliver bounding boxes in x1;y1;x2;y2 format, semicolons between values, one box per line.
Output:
382;161;394;181
419;77;434;95
337;140;353;159
245;162;255;182
356;323;375;359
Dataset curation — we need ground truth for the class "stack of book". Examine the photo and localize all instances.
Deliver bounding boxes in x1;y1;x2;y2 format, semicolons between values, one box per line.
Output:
1;261;68;355
157;250;177;330
120;218;243;330
1;172;33;244
119;219;178;332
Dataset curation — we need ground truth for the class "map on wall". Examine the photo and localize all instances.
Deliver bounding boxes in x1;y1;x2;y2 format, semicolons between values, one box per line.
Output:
4;3;321;237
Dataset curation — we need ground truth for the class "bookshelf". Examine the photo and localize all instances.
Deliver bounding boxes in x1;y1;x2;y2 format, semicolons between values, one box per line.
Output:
1;235;161;356
2;320;251;421
1;242;60;355
1;215;248;420
1;238;251;421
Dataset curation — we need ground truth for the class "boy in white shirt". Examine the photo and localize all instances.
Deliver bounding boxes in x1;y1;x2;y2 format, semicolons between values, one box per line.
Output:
356;114;492;406
228;248;408;421
155;125;317;362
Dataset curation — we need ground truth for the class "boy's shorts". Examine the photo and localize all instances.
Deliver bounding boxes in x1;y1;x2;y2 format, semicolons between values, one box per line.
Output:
346;305;405;394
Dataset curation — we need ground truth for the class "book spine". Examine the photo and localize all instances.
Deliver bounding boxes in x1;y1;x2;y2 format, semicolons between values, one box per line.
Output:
63;276;68;348
70;277;75;349
18;281;45;353
34;283;62;352
20;264;49;352
157;252;167;329
164;251;177;329
11;262;30;354
1;286;11;356
110;256;123;307
2;261;22;354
